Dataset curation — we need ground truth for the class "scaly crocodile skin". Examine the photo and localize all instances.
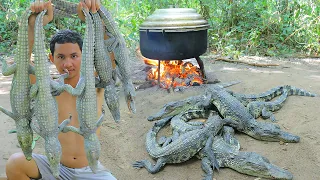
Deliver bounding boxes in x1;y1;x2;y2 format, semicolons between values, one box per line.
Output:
197;126;293;180
0;10;34;161
246;86;317;121
206;86;300;143
133;114;231;174
147;81;241;121
62;8;105;173
31;10;72;178
98;6;136;113
92;12;120;122
228;85;317;106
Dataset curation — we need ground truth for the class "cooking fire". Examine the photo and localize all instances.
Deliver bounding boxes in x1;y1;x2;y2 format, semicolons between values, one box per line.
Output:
144;59;204;89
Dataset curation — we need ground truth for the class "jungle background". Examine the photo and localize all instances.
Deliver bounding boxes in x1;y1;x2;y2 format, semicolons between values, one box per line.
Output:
0;1;320;179
0;0;319;58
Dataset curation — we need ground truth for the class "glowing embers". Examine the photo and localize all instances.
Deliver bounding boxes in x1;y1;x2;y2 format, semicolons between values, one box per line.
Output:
144;59;204;89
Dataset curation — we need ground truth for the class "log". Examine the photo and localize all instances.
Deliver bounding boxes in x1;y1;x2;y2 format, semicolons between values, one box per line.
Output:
214;57;280;67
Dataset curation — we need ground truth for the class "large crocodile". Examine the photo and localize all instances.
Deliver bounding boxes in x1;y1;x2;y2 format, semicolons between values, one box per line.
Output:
133;113;237;174
62;7;105;173
247;86;317;121
197;126;293;180
205;85;300;142
0;10;35;161
92;12;120;123
30;10;72;178
98;6;136;113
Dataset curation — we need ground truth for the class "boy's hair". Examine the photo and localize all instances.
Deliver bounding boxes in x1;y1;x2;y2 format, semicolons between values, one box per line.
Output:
49;29;83;55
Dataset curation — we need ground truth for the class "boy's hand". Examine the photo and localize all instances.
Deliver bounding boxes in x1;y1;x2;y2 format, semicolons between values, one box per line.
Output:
30;0;53;26
77;0;101;21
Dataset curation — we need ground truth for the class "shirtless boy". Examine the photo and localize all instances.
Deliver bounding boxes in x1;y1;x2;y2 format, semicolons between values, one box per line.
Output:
5;0;116;179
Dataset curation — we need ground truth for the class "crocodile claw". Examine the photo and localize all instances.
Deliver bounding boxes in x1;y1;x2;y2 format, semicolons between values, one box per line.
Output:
124;82;136;114
132;160;146;169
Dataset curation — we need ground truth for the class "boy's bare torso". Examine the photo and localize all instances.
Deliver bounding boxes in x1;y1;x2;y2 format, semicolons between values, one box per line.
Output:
55;87;104;168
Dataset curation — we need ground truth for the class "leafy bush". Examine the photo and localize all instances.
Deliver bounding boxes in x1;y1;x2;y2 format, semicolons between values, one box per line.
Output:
0;0;319;57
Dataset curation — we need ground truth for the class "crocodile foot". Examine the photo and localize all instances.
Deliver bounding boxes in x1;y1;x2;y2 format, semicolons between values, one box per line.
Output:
104;83;120;123
133;158;166;174
124;81;136;114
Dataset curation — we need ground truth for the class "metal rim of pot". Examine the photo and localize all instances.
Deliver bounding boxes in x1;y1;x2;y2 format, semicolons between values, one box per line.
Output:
139;8;210;32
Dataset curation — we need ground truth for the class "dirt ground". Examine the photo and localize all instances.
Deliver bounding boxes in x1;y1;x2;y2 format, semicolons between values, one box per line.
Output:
0;55;319;180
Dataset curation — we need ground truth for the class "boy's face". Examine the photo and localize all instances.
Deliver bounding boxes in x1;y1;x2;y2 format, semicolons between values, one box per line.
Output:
49;43;82;80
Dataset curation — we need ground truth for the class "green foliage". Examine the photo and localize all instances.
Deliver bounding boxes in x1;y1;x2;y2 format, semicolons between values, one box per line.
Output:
0;0;319;57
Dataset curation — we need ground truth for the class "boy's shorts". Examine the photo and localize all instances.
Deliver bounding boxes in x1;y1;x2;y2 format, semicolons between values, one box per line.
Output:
31;153;117;180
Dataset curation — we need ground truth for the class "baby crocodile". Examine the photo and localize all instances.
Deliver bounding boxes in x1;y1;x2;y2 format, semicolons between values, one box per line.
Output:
247;86;316;121
98;6;136;113
62;7;105;173
229;85;317;106
92;12;120;122
31;10;72;178
0;10;35;161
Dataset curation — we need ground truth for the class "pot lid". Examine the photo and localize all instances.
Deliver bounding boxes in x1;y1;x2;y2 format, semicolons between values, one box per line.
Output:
139;8;209;31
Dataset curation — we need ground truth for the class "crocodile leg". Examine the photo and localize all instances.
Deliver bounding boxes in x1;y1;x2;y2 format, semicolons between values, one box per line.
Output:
261;107;276;121
58;114;72;132
50;72;69;96
203;135;220;171
133;158;167;174
61;126;83;135
29;84;39;99
63;76;85;96
95;106;105;128
0;106;16;120
201;157;214;180
1;59;16;76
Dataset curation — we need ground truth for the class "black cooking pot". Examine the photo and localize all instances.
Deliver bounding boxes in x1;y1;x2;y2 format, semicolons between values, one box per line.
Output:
139;8;210;60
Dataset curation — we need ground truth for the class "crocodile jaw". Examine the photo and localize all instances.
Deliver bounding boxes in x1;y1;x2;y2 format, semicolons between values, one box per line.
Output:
84;134;101;173
45;137;62;178
228;152;293;180
16;123;33;161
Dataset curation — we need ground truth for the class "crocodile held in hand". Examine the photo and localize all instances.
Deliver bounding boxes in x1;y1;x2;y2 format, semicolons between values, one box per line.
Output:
0;10;35;161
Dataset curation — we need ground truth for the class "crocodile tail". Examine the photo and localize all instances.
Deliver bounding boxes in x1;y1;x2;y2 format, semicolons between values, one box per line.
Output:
217;81;241;88
286;86;317;97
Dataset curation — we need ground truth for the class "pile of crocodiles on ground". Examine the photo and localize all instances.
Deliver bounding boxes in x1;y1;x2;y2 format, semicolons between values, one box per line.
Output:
133;82;317;180
0;1;136;178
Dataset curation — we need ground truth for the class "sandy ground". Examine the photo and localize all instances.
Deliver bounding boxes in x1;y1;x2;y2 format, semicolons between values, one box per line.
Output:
0;55;319;180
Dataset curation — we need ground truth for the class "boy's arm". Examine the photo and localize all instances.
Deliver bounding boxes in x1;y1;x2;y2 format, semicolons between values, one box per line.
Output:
28;0;54;84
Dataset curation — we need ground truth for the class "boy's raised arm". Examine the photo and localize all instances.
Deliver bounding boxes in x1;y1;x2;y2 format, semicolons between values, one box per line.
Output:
28;0;54;58
28;0;53;83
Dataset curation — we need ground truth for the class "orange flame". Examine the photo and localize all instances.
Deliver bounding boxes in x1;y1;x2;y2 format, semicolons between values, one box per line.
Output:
144;59;203;89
